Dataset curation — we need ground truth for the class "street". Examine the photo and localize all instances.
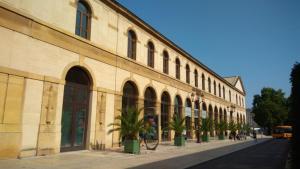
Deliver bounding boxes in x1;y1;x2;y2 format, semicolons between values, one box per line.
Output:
187;139;290;169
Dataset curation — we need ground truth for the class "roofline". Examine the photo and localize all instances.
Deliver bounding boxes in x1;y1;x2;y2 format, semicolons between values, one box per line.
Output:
101;0;245;95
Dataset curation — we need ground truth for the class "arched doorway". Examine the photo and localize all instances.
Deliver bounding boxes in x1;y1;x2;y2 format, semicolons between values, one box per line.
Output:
122;81;138;111
144;87;157;118
144;87;158;140
61;66;91;152
185;98;192;139
208;105;213;136
161;92;171;141
219;108;223;123
174;95;183;119
214;106;218;136
194;100;200;133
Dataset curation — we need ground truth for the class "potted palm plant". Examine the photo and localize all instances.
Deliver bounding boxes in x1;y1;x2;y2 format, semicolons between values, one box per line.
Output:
228;120;237;139
168;114;185;146
201;117;212;142
108;107;145;154
217;120;227;140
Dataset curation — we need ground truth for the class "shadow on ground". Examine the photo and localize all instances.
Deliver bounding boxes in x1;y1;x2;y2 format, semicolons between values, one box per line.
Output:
127;139;270;169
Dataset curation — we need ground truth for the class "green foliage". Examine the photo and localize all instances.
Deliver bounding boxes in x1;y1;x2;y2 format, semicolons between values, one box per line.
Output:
252;87;289;133
201;117;212;136
242;123;251;134
217;120;228;134
168;115;185;137
236;123;242;131
108;107;146;140
228;120;236;133
290;62;300;169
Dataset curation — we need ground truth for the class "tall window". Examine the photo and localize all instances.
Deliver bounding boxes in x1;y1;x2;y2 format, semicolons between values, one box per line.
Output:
186;64;190;84
161;92;171;141
144;87;157;125
75;1;91;39
236;94;238;105
147;41;155;68
122;81;138;110
202;74;205;90
175;58;180;80
218;84;221;97
223;86;225;99
174;95;182;119
194;69;198;87
127;30;137;60
163;51;169;74
213;80;216;95
229;90;232;102
208;78;211;93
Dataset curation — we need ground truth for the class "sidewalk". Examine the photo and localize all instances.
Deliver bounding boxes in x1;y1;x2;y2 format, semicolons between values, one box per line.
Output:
0;136;271;169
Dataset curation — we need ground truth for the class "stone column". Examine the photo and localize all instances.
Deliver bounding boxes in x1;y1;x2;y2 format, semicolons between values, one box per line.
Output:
156;101;161;143
170;104;175;141
93;91;106;150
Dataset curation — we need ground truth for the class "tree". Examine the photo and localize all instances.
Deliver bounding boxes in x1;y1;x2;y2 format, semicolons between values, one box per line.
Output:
290;62;300;169
252;88;288;134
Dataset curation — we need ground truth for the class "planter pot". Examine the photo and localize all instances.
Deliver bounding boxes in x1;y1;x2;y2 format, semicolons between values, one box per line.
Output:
202;135;209;142
174;136;185;146
218;134;225;140
124;140;140;154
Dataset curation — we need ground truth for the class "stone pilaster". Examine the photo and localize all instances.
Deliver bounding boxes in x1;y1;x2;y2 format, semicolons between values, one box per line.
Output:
112;94;122;147
36;81;60;156
93;91;106;150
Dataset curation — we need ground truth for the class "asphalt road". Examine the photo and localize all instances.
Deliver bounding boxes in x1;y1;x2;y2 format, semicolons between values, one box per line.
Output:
187;139;290;169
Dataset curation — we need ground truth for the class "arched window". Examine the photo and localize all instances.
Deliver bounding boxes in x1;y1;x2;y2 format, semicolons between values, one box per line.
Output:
147;41;155;68
194;100;199;131
208;105;214;136
144;87;157;135
208;78;211;93
202;74;205;90
186;64;190;84
218;83;221;97
194;69;198;87
223;86;225;99
219;108;223;122
144;87;156;117
75;0;91;39
163;51;169;74
161;92;171;141
174;95;182;118
214;106;218;126
202;103;207;117
229;90;232;102
213;80;216;95
122;81;138;111
175;58;180;79
127;30;137;60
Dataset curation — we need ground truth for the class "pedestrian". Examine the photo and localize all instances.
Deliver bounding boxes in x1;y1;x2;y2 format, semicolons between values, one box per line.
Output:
233;130;236;141
253;130;257;142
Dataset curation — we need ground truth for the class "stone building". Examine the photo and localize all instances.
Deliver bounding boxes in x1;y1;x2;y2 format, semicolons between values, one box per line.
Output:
0;0;246;159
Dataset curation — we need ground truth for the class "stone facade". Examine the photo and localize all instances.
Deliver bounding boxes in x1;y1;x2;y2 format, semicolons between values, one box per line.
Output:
0;0;246;159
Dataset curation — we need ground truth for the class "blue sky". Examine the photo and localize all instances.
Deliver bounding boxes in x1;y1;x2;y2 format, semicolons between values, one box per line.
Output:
117;0;300;108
